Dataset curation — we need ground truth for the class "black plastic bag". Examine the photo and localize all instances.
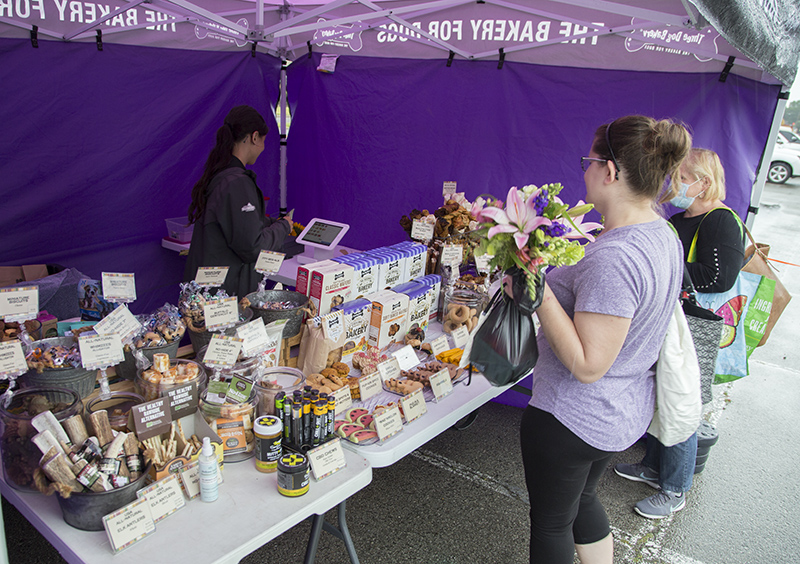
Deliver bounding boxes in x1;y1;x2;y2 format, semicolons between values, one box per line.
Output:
467;268;543;386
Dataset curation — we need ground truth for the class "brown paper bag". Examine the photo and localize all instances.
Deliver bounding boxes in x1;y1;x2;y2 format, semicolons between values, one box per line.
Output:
297;317;345;374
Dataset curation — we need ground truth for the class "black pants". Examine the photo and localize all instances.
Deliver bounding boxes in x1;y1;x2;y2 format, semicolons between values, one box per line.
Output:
520;406;614;563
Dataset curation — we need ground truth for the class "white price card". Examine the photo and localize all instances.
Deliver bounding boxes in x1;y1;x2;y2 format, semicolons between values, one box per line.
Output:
94;303;142;344
79;333;124;369
255;250;285;274
474;253;494;274
358;371;382;401
308;437;347;480
0;286;38;321
442;181;457;197
400;388;427;424
203;297;238;331
430;368;454;402
377;357;401;383
321;310;345;341
452;325;471;348
332;385;352;415
392;345;420;371
202;334;243;369
441;244;463;267
101;272;137;302
0;341;27;376
374;404;403;442
195;266;229;287
430;335;450;357
136;473;185;523
103;497;156;554
179;461;201;499
236;318;269;357
411;219;435;241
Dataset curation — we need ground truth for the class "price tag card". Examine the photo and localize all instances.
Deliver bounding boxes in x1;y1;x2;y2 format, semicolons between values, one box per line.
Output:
442;181;457;197
164;381;198;420
358;371;382;401
430;335;450;357
195;266;229;287
225;376;254;404
203;335;243;369
377;357;401;383
203;297;238;332
429;368;454;402
0;340;27;376
236;318;269;357
0;286;38;321
101;272;137;302
179;460;201;499
332;385;352;415
308;437;347;480
132;397;171;440
452;325;470;348
392;345;420;371
374;404;403;441
321;310;345;341
94;303;142;344
136;473;186;523
255;250;285;274
78;333;124;369
441;244;463;267
103;497;156;554
400;388;427;424
411;219;434;241
474;253;494;274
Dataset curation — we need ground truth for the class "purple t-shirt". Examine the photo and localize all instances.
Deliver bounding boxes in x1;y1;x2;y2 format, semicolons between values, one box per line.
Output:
529;219;682;452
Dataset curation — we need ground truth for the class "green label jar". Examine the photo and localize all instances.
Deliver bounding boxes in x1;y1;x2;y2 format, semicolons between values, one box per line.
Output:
277;453;309;497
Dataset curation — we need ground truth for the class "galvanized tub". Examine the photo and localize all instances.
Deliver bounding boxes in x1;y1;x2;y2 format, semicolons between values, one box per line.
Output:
244;290;309;339
115;340;181;381
20;336;97;399
187;307;254;355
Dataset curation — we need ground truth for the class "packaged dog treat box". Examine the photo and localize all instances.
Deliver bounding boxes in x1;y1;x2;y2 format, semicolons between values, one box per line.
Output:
308;263;355;316
333;254;380;298
395;282;431;334
416;274;442;321
368;290;409;349
332;298;373;359
364;248;405;290
295;260;337;296
387;242;428;281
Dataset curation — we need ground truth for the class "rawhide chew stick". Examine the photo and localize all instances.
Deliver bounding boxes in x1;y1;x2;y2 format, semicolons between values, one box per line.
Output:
42;453;82;493
32;429;65;458
62;415;89;445
88;410;115;446
31;411;71;447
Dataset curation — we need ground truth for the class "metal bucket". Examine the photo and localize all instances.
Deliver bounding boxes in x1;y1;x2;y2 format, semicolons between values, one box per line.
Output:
245;290;309;338
20;336;97;399
115;340;181;381
187;307;254;355
56;463;151;530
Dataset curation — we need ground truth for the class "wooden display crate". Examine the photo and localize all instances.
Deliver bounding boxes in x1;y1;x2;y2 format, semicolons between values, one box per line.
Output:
279;328;304;367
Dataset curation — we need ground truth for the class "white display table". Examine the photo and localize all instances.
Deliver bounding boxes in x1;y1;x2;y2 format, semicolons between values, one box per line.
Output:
0;449;371;564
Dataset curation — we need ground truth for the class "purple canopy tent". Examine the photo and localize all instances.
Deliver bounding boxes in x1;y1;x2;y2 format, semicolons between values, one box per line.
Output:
1;1;798;404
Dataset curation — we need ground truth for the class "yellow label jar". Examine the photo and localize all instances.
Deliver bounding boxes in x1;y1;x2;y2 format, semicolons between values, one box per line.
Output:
254;415;283;473
277;453;309;497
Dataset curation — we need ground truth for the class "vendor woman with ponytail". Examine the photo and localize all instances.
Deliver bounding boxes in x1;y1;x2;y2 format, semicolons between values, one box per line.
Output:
184;105;292;298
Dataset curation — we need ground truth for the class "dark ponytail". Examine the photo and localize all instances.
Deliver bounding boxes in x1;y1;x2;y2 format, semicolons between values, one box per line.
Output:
188;105;269;224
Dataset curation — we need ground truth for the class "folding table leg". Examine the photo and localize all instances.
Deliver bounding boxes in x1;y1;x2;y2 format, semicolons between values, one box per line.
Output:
303;500;359;564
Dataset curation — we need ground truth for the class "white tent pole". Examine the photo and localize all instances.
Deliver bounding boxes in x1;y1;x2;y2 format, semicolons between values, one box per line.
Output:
279;64;288;215
747;91;789;229
63;0;149;40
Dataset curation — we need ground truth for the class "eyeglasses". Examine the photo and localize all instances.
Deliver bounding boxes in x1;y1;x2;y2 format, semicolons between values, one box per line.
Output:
605;122;621;180
580;157;607;172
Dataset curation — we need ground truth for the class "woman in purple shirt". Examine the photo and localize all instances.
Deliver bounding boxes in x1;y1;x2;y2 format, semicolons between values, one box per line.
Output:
520;116;690;563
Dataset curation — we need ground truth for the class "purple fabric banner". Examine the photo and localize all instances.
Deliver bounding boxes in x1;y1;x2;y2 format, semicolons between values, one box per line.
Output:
0;38;283;313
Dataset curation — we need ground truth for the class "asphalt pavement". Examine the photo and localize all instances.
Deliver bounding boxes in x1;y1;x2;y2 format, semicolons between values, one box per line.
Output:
2;179;799;564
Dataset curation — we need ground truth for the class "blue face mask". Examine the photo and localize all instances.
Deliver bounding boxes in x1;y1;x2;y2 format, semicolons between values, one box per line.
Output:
670;179;703;209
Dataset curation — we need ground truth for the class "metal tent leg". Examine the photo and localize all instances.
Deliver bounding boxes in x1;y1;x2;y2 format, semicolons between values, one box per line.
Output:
303;500;359;564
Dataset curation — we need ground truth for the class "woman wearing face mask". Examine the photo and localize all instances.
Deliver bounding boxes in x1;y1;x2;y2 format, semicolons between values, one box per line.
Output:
614;148;745;519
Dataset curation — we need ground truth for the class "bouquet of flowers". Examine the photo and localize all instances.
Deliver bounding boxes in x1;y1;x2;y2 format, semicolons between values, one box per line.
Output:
473;183;602;300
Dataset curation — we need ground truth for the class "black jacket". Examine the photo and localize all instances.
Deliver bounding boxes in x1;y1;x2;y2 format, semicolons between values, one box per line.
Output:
184;158;291;298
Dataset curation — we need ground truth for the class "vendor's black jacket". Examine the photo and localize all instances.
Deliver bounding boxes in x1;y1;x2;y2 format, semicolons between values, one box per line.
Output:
184;158;290;298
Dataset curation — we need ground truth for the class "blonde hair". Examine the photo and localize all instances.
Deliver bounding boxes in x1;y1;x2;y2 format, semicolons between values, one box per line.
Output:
661;147;726;204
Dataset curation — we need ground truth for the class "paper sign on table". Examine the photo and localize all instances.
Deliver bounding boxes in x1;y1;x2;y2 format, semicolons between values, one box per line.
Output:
374;404;403;441
332;385;352;415
400;388;427;424
0;286;38;321
136;473;185;523
78;333;124;369
377;357;401;383
392;345;419;371
429;368;454;402
452;325;470;348
430;335;450;357
308;437;347;480
94;303;142;344
203;297;238;331
179;461;201;499
0;341;27;376
442;181;457;197
101;272;137;302
474;253;494;274
103;496;156;554
255;250;285;274
441;244;463;267
131;397;171;440
202;334;243;369
358;371;382;401
236;318;269;357
411;219;434;241
164;381;198;420
195;266;229;287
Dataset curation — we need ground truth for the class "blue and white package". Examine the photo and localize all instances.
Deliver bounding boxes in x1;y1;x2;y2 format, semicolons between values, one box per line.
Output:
333;298;372;359
396;283;431;333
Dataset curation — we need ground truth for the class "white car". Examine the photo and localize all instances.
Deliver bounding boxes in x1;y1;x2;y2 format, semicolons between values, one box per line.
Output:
768;138;800;184
779;127;800;145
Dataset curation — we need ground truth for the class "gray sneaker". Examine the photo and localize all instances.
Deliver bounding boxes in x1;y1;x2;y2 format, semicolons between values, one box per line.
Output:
614;462;660;489
634;490;686;519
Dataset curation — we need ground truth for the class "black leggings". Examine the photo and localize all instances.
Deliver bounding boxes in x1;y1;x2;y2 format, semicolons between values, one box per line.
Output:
520;406;614;563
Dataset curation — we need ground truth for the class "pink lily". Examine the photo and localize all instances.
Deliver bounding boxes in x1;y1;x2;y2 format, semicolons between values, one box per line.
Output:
480;187;551;249
564;200;603;242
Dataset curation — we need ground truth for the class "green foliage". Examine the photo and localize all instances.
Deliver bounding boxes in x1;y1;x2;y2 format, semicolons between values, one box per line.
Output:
784;101;800;130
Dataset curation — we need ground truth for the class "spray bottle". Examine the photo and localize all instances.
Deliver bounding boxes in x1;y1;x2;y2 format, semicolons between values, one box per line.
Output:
199;436;219;502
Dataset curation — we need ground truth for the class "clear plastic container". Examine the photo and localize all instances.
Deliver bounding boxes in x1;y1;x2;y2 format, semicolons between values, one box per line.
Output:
85;391;144;433
134;359;207;402
253;367;305;417
0;386;83;491
442;288;488;334
197;346;270;382
198;388;257;463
